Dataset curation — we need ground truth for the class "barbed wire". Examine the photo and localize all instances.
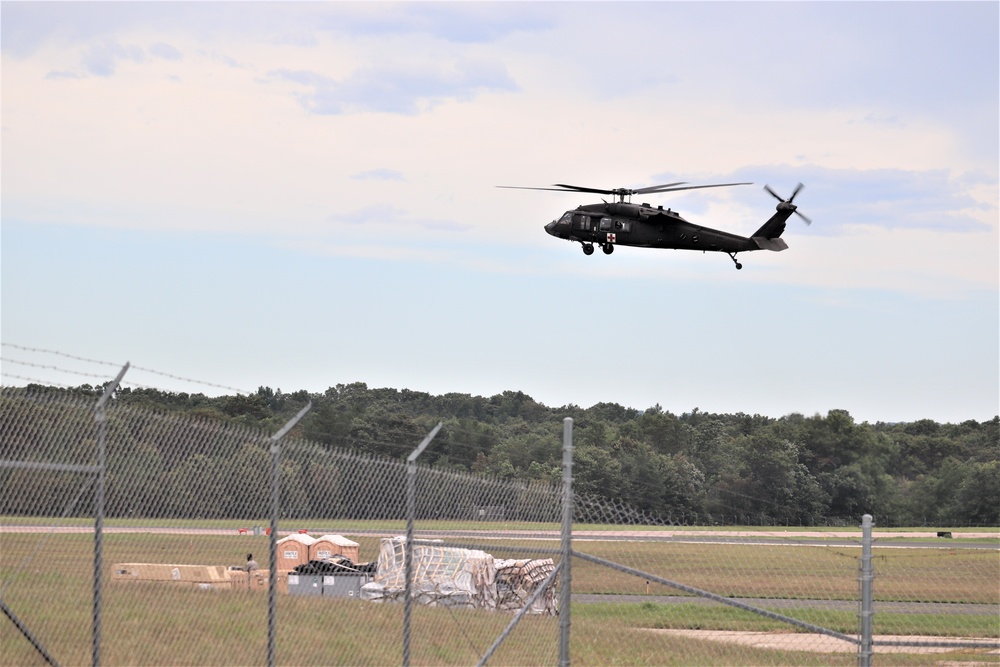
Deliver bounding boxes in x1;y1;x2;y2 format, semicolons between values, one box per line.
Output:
0;371;79;390
1;356;115;382
1;342;251;396
1;342;123;369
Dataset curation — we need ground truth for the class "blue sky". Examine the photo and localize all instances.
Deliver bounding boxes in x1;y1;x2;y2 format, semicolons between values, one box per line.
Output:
2;2;997;424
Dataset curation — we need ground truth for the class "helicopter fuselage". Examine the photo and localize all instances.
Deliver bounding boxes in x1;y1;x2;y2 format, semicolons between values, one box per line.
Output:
543;198;798;269
545;202;761;251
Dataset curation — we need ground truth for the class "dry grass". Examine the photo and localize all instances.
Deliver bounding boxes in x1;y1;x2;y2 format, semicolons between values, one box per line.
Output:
1;529;997;666
455;537;1000;604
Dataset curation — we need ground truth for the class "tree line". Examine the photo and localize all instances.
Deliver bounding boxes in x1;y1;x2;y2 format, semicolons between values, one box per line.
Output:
5;382;999;526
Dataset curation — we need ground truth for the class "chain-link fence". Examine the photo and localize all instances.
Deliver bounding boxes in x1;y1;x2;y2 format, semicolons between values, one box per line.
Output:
2;384;998;666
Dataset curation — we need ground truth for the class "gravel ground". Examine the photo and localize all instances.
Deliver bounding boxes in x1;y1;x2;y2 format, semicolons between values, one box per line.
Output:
648;629;1000;654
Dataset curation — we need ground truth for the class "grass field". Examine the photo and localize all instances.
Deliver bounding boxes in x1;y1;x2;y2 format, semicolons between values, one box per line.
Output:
2;524;997;666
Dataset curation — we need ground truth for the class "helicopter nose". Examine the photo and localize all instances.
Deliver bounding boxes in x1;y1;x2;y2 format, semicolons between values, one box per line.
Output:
544;220;558;236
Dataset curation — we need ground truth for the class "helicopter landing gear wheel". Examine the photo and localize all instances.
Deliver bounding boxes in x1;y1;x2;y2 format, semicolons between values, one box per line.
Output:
727;252;742;270
582;243;595;256
602;243;614;255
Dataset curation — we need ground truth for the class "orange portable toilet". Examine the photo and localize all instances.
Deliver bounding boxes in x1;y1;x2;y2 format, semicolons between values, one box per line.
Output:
275;534;316;571
310;534;361;564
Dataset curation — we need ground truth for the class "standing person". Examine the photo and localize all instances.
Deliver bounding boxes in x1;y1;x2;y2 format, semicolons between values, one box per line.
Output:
244;553;259;590
245;553;259;572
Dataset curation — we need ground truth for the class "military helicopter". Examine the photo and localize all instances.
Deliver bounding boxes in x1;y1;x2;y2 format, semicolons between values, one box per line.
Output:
499;181;810;269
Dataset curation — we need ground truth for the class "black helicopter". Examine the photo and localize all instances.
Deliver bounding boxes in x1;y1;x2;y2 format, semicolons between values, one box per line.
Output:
500;181;810;269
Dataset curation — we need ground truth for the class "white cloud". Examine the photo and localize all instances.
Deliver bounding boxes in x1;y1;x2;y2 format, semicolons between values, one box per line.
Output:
81;39;145;76
351;168;405;182
269;57;517;115
327;204;471;233
149;41;182;61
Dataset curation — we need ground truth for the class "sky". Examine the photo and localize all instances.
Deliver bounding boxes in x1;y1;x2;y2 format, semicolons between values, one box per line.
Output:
1;1;997;425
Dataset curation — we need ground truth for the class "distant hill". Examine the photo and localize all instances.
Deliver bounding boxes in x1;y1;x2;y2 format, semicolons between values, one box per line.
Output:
13;382;1000;526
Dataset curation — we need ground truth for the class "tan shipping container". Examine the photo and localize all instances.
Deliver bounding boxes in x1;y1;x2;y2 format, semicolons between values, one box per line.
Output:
112;563;287;593
111;563;259;590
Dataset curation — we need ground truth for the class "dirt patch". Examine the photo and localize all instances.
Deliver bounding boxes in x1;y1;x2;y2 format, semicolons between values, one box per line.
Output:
649;629;1000;655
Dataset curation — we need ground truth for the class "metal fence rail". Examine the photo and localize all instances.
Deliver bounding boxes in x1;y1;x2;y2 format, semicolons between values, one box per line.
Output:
2;385;998;666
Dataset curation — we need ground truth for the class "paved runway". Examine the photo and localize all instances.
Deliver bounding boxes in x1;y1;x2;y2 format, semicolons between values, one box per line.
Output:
3;524;997;549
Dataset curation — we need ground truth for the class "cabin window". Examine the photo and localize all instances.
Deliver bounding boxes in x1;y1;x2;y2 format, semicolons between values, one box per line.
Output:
599;217;613;231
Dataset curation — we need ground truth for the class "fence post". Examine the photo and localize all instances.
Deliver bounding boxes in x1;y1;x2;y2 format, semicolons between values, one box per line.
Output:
559;417;573;667
858;513;874;667
403;422;443;667
92;363;129;667
267;402;312;667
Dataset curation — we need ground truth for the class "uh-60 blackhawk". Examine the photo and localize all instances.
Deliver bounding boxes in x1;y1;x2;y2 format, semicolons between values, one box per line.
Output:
499;181;810;269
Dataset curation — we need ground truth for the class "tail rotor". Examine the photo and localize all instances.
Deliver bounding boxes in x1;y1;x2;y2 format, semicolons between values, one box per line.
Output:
764;183;811;225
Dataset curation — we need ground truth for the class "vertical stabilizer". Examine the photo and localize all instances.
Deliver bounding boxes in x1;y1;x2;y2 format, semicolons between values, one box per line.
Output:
752;210;792;240
753;183;810;240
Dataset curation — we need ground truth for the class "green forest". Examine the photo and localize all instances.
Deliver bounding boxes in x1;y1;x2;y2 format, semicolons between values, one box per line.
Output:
7;383;1000;527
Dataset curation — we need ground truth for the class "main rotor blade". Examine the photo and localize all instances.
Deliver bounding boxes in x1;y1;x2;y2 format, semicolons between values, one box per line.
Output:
638;181;751;195
499;181;753;197
495;185;610;194
631;182;687;194
551;184;619;195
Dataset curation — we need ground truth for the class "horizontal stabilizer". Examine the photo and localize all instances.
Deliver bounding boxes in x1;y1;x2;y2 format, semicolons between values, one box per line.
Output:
752;236;789;252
